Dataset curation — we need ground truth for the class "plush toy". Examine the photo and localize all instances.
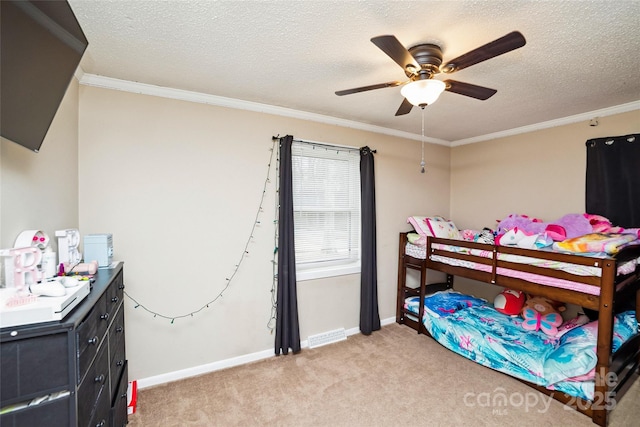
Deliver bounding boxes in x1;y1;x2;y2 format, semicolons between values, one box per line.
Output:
584;213;625;234
475;228;495;244
495;213;593;246
494;289;525;315
520;295;566;336
495;214;541;235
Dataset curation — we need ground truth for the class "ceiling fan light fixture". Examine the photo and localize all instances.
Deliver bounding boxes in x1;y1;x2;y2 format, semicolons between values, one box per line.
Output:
401;79;446;107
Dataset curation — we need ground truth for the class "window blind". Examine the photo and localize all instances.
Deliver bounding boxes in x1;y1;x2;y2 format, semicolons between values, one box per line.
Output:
291;141;361;269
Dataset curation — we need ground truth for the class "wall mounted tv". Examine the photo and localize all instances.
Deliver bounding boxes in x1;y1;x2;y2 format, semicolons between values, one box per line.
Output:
1;0;88;153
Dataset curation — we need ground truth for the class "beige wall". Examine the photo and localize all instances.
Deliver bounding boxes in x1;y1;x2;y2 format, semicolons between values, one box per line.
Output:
1;79;80;250
451;110;640;230
450;110;640;300
77;86;451;381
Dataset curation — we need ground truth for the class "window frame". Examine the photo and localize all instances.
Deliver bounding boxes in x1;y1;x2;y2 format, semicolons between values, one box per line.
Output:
290;140;361;281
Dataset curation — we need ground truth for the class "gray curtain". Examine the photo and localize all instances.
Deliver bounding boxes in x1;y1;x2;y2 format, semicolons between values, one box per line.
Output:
586;134;640;228
359;146;380;335
275;135;301;355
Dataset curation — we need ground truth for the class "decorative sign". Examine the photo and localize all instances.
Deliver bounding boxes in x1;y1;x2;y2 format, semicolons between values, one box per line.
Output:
14;230;49;250
55;229;82;264
1;246;42;294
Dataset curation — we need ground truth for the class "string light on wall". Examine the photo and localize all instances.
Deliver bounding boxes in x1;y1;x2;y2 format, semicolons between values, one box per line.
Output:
267;136;281;333
124;137;279;325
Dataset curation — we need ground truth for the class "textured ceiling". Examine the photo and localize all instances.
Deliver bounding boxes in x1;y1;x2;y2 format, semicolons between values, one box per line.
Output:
69;0;640;144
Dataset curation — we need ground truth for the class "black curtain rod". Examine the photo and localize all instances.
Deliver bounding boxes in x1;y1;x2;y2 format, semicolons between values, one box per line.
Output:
293;139;359;152
291;137;376;153
271;135;376;153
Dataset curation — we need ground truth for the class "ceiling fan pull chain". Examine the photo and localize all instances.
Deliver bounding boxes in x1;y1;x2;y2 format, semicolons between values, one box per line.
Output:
420;107;426;173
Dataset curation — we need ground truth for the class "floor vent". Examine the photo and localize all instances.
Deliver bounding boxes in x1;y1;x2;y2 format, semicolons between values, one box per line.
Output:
307;328;347;349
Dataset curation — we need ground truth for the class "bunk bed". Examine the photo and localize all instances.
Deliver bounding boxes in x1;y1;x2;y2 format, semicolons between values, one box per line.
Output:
396;231;640;427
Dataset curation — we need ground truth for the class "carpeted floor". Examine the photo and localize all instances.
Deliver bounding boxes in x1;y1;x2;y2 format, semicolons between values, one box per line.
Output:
128;323;639;426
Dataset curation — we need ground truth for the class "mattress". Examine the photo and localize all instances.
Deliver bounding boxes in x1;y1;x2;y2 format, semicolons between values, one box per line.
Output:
405;291;638;401
406;241;639;295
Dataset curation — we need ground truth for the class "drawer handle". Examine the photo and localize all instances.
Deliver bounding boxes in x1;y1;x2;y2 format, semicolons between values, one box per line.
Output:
96;420;106;427
116;359;124;367
116;326;124;333
100;312;110;321
95;373;105;384
88;336;99;345
111;296;119;303
118;283;125;290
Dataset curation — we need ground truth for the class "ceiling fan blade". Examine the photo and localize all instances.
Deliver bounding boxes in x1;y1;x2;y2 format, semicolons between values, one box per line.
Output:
444;80;497;100
395;98;413;116
371;35;420;72
441;31;526;73
335;81;404;96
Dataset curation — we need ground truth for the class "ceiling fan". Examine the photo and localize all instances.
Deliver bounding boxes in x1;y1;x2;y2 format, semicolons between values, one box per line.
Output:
335;31;526;116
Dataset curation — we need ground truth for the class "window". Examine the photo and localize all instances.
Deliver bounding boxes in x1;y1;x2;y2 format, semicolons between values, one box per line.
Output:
291;141;361;281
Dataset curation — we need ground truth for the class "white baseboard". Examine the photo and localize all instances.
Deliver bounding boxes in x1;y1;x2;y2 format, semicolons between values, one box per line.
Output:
136;316;395;389
380;316;396;327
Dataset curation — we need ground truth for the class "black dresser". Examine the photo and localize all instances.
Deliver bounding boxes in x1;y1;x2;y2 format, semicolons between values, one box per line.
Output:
1;263;128;427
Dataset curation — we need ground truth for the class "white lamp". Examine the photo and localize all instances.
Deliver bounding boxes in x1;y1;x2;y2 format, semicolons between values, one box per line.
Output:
401;79;446;107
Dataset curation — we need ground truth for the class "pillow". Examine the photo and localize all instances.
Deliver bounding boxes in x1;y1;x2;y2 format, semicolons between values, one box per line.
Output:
543;311;638;385
555;314;590;338
426;217;462;240
407;216;434;236
543;324;597;384
407;232;426;246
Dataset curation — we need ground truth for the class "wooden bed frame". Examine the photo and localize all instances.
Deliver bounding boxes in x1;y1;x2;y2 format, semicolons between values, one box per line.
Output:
396;231;640;427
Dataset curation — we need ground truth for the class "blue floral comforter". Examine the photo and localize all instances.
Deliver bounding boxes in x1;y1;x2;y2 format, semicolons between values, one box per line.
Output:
405;291;637;400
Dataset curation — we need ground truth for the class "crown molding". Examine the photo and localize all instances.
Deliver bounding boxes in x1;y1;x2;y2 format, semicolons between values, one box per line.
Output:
78;73;450;146
74;66;85;81
78;73;638;148
450;100;640;147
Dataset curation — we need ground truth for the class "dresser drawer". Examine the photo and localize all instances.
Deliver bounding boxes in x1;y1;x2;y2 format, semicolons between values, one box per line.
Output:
77;293;109;383
105;271;124;315
1;332;69;403
88;385;110;427
110;363;128;427
108;306;126;398
0;394;70;427
77;340;109;425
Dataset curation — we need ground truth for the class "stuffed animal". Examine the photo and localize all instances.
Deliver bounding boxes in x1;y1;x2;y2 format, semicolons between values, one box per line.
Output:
520;295;566;336
495;213;593;246
475;228;495;244
584;213;625;234
495;214;542;235
494;289;525;315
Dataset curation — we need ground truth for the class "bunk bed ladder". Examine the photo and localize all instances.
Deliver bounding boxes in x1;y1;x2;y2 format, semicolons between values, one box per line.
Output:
396;232;453;334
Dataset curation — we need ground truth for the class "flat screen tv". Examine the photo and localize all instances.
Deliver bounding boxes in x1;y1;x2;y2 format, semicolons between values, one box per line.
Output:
1;0;88;153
